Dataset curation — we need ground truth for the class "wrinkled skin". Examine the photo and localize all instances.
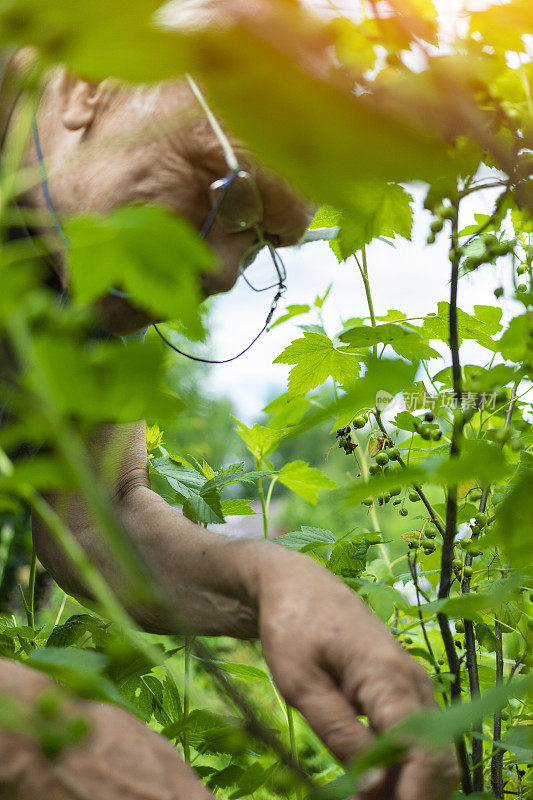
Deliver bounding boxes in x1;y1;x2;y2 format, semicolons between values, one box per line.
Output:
0;2;459;799
0;659;212;800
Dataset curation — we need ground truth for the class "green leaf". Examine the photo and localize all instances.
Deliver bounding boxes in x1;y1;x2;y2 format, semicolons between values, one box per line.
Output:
66;205;214;339
276;526;337;551
204;469;274;492
27;647;145;719
202;660;270;683
150;458;206;498
263;392;310;429
183;484;224;526
421;303;503;350
270;304;311;329
288;357;417;436
233;420;285;459
497;314;530;361
0;0;193;81
475;623;501;653
329;183;414;261
208;765;244;791
29;335;177;424
500;725;533;761
490;470;533;567
341;322;440;360
359;584;407;623
470;1;532;53
46;614;106;648
220;499;257;517
437;440;510;487
274;332;361;396
278;460;337;504
328;541;370;581
195;22;457;219
163;710;244;755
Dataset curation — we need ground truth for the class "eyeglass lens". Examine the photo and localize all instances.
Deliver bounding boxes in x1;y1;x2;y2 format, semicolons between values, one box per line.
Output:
209;170;264;234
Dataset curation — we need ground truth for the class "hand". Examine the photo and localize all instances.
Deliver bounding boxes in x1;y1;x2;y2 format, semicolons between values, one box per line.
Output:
0;659;212;800
256;549;459;800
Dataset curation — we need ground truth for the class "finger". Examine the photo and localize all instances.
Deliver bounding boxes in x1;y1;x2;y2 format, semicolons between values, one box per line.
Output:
395;746;460;800
152;737;215;800
343;655;427;733
292;673;374;765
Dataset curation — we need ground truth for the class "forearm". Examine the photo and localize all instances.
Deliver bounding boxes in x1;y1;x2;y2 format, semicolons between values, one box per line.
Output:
32;474;274;638
31;420;288;638
113;485;267;637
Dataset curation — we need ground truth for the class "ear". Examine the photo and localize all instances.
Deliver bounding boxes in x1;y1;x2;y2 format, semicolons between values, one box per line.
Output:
57;70;103;131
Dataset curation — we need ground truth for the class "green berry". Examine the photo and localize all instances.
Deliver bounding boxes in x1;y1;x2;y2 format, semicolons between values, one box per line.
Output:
390;486;401;497
452;558;462;570
517;264;526;275
400;508;409;517
474;512;487;527
369;464;381;476
375;452;389;466
362;497;373;507
426;531;437;540
455;621;465;633
464;565;473;578
383;491;391;503
388;447;400;461
510;438;522;452
470;524;481;536
431;219;444;234
419;426;432;441
494;287;504;299
353;416;367;429
431;429;442;441
441;206;456;221
409;491;420;502
517;283;528;293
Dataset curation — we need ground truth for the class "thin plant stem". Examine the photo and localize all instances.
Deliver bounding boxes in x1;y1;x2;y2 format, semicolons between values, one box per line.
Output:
257;468;302;798
439;205;472;794
26;547;37;629
0;523;14;591
265;476;279;521
53;593;68;628
183;636;192;762
287;704;303;800
373;412;445;538
357;246;378;357
256;457;269;540
491;620;505;799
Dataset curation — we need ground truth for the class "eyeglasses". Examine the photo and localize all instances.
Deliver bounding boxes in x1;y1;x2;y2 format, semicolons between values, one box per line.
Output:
204;169;286;293
208;169;264;234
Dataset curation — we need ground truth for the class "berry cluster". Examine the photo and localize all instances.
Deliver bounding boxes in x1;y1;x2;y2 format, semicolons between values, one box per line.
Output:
335;425;357;455
414;411;442;441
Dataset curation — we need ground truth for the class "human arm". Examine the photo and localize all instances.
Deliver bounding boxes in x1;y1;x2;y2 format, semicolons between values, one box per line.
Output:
33;421;459;799
0;658;212;800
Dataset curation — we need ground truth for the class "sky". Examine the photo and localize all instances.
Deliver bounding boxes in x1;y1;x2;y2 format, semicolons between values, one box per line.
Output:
195;0;518;423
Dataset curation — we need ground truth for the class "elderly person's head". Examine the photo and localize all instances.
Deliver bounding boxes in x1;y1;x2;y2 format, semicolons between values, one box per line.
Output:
8;0;318;334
